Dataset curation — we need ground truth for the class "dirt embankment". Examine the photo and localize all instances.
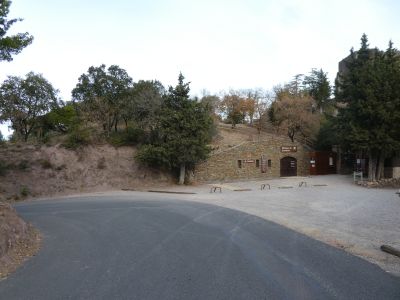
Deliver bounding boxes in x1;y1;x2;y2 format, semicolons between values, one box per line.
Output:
0;202;40;278
0;144;173;201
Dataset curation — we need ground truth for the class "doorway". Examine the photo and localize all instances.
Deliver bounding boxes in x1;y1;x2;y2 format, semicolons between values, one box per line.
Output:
280;156;297;177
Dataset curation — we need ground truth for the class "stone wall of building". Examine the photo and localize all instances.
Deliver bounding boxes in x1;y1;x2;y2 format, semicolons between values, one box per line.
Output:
393;167;400;179
194;138;310;182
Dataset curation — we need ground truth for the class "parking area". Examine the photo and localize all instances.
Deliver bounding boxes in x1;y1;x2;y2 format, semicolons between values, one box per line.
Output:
156;175;400;276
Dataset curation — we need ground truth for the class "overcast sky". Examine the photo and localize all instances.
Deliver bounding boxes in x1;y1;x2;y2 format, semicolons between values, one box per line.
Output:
1;0;400;137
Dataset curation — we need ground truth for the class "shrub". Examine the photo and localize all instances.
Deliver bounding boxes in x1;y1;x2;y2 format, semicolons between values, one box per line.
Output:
0;160;8;176
135;144;170;168
97;157;106;169
17;160;30;170
55;164;66;171
20;186;29;197
108;126;145;147
39;159;52;169
0;131;5;147
62;127;91;149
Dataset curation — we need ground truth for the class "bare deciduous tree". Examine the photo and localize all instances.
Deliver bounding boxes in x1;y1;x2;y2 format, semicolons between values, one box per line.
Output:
270;94;320;142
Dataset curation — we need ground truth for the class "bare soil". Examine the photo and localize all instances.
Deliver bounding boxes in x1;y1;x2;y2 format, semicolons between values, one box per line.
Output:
0;202;41;279
212;123;285;150
0;143;173;201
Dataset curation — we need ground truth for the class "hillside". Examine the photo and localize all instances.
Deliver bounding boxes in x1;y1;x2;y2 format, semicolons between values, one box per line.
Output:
212;123;299;151
0;203;40;278
0;144;173;201
0;123;307;201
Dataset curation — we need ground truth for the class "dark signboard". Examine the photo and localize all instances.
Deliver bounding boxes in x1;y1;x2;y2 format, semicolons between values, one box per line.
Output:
281;146;297;153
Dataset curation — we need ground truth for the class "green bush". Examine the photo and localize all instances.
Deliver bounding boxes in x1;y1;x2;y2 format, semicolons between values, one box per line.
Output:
20;186;29;197
62;127;91;149
17;160;30;170
39;159;53;169
0;160;8;176
0;131;5;147
55;164;66;171
135;144;170;168
97;157;106;169
108;127;145;147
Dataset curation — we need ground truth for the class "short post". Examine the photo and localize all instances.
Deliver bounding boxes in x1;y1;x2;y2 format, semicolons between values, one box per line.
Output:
381;245;400;258
353;171;363;182
261;183;270;190
210;186;222;193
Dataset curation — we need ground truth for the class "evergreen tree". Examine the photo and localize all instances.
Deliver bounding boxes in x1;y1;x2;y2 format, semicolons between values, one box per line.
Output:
136;73;212;184
335;34;400;180
303;69;332;112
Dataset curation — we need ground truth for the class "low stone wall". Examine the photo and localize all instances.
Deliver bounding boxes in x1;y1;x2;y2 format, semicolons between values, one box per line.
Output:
393;167;400;179
357;177;400;188
194;138;310;182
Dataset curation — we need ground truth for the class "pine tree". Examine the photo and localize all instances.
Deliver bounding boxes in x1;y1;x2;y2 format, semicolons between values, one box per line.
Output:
303;69;332;113
136;73;212;184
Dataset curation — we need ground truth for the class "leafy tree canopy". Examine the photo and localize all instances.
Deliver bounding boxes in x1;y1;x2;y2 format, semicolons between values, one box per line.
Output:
72;64;132;134
0;0;33;62
303;68;332;112
0;72;59;141
121;80;165;130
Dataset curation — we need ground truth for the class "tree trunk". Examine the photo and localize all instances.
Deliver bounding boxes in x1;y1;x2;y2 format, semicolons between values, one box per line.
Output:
336;146;342;174
178;164;185;185
114;117;118;132
288;129;295;142
368;152;376;181
376;153;385;180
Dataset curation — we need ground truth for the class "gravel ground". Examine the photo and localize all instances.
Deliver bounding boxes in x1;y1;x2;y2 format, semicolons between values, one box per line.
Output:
34;174;400;276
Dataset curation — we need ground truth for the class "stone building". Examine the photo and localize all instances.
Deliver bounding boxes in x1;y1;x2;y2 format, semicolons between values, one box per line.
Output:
194;137;310;182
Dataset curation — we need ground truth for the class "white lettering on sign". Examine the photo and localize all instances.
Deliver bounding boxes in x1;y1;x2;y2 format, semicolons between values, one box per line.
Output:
244;159;255;163
281;146;297;153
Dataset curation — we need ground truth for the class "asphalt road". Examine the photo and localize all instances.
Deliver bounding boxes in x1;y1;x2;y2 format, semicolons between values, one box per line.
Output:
1;194;399;300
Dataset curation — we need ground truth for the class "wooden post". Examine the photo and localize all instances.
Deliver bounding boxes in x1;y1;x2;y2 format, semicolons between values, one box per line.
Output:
381;245;400;257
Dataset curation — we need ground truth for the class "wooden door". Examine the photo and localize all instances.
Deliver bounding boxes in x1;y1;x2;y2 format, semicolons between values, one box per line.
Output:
280;156;297;177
